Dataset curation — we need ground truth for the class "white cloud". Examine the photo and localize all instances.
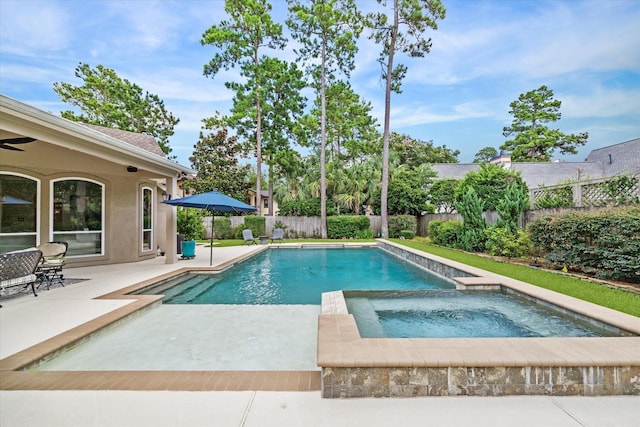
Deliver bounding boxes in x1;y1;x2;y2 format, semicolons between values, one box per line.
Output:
0;0;71;53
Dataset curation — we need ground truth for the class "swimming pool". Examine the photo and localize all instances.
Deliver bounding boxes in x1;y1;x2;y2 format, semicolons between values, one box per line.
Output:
132;247;454;304
345;290;619;338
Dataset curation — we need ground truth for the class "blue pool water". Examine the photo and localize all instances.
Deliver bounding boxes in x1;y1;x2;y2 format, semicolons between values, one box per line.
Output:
345;290;618;338
133;248;455;304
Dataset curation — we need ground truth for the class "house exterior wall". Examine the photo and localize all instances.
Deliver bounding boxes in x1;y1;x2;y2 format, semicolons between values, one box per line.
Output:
1;140;163;267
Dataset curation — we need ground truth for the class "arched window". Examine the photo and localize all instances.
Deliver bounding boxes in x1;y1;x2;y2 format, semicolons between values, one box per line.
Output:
0;173;39;252
141;187;153;252
52;179;104;256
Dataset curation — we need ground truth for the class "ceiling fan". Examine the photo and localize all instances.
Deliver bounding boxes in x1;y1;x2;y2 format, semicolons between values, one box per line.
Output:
0;137;36;151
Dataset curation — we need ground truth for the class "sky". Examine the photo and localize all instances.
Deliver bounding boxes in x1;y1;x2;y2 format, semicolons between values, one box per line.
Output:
1;0;639;168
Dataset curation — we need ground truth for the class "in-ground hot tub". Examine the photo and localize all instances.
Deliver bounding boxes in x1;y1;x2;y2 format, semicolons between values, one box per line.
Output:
317;240;640;398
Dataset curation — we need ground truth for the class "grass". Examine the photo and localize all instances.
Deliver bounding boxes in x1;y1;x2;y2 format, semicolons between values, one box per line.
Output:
392;238;640;318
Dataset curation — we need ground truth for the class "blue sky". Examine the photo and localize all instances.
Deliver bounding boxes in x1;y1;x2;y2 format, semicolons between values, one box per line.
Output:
1;0;639;167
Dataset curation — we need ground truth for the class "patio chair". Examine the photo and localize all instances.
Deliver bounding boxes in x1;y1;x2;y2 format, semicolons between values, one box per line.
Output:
242;229;260;245
0;249;43;305
36;241;68;289
270;228;285;243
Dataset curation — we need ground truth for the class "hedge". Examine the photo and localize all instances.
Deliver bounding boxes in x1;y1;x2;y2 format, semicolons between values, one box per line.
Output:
327;216;370;239
528;207;640;283
213;217;233;239
388;215;417;238
234;215;265;239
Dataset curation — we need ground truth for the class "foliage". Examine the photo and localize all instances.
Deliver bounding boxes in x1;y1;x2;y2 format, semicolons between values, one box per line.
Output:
534;184;574;209
388;215;417;238
399;230;415;239
501;85;588;161
427;179;460;213
395;239;640;317
355;228;375;239
385;166;435;216
484;226;532;258
185;121;251;202
428;220;463;247
213;217;234;240
455;163;528;211
601;174;640;207
53;63;179;155
366;0;446;238
327;215;370;239
287;0;364;239
278;198;338;216
177;208;204;241
243;215;266;237
528;207;640;282
201;0;287;214
495;183;529;233
455;187;486;252
390;132;459;166
473;146;499;163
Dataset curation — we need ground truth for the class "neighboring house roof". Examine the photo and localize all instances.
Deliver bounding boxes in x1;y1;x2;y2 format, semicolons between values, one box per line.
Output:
248;189;270;197
585;138;640;177
78;123;166;157
432;137;639;189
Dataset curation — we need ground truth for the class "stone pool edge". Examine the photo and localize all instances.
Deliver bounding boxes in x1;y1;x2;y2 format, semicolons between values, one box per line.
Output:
317;239;640;398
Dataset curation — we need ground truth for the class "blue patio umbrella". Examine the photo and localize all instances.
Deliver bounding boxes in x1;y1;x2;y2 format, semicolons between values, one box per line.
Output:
0;195;33;205
162;190;257;265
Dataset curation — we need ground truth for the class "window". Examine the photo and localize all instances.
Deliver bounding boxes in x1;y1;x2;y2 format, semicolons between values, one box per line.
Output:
141;187;153;251
263;198;269;209
52;179;103;256
0;173;38;252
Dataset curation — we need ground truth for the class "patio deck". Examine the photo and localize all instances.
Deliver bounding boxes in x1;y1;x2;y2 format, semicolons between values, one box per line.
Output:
1;243;638;426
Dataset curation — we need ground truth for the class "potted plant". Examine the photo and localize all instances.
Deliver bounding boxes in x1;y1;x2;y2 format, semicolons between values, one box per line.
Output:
177;208;203;259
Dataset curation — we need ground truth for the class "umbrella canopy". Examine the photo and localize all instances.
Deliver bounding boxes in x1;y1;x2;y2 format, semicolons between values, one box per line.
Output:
162;190;257;265
0;195;33;205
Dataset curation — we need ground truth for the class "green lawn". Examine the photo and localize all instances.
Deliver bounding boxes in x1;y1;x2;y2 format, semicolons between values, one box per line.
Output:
202;237;639;317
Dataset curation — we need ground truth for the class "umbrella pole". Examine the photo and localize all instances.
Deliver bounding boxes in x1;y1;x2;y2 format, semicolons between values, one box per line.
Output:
209;218;214;266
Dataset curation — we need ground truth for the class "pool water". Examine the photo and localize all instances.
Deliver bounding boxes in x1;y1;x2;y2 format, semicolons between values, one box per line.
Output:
133;248;455;304
345;290;619;338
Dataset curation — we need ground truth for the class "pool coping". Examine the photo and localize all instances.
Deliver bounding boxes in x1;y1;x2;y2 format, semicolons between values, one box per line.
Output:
317;240;640;397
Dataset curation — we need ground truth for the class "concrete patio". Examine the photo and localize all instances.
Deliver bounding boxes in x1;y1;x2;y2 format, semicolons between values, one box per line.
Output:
1;243;638;426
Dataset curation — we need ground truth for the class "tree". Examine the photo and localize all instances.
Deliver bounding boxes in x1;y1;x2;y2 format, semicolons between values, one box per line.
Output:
428;178;460;213
385;165;435;216
186;117;251;203
287;0;363;238
455;163;528;211
473;146;498;163
501;85;588;161
201;0;286;213
53;63;179;155
455;187;486;252
390;132;459;166
495;183;529;234
225;57;307;215
367;0;446;238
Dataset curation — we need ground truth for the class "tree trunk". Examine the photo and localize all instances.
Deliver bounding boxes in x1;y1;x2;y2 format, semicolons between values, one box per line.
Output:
320;33;328;239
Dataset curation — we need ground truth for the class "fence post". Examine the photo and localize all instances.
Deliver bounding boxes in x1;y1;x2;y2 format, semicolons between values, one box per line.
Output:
572;183;582;207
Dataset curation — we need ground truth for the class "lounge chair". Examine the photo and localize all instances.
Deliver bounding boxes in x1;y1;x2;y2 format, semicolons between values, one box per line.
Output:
270;228;285;243
36;241;68;289
242;229;259;245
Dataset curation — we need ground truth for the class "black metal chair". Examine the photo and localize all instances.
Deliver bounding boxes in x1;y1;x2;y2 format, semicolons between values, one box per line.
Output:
0;249;43;306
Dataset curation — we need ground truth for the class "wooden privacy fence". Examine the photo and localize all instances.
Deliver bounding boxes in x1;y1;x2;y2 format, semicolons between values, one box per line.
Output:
203;207;609;239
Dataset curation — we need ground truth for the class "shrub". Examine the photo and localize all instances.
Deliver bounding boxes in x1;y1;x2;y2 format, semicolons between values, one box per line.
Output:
355;229;374;239
455;187;486;252
327;216;370;239
212;217;233;239
429;220;463;248
484;226;533;258
177;207;204;240
528;207;640;282
243;215;265;237
400;230;415;239
388;215;417;238
496;183;528;233
455;163;528;211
